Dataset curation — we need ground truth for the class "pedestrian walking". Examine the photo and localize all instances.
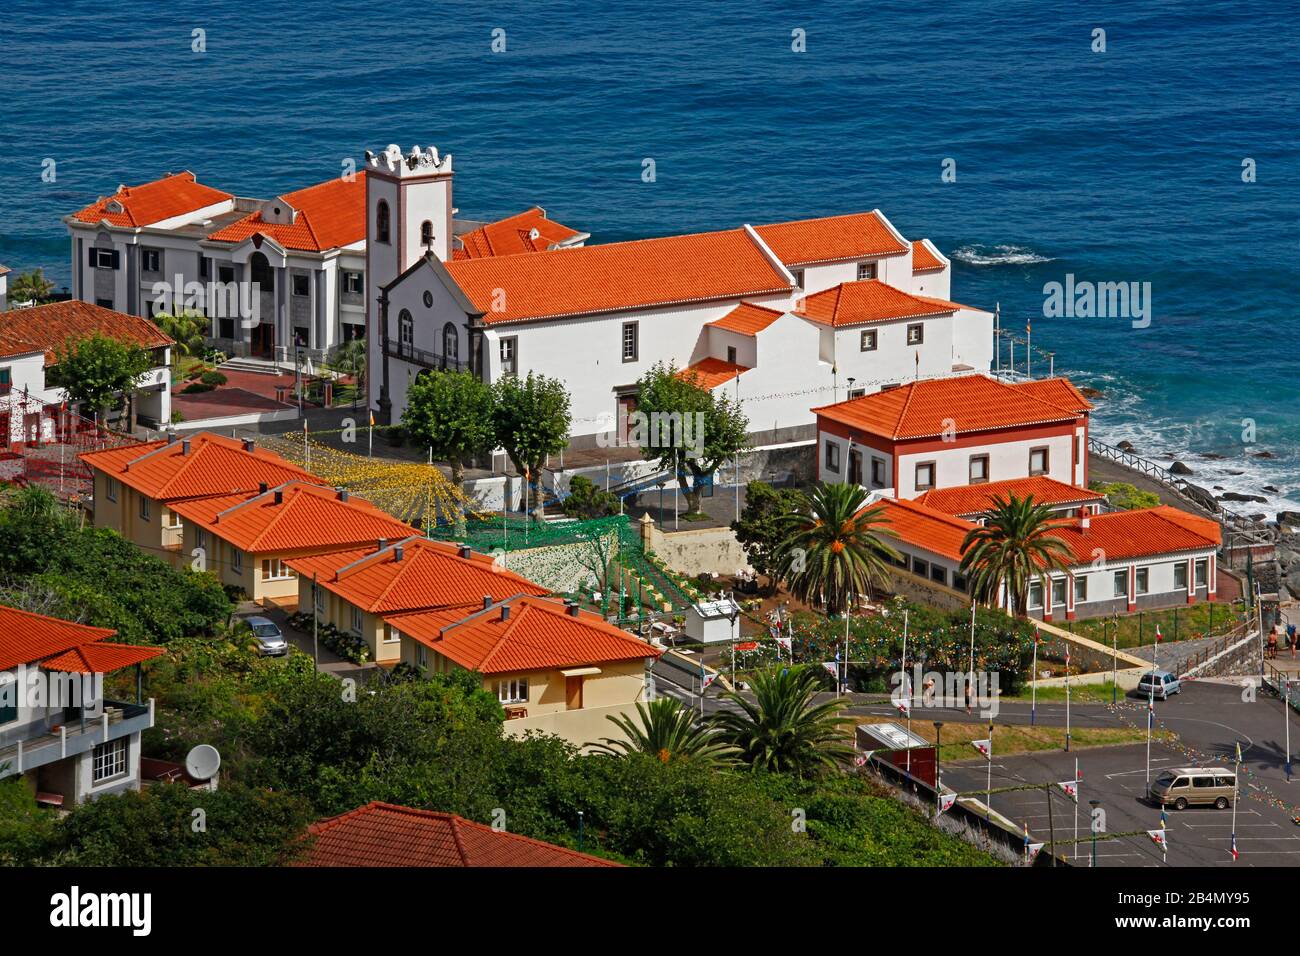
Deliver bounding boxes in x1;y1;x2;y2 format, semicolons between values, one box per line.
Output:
1288;622;1297;657
1268;626;1279;660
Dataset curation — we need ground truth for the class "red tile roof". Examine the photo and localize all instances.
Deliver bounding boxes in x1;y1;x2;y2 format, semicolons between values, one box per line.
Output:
71;172;232;228
207;174;367;252
41;642;163;674
914;477;1105;518
445;228;792;325
706;301;784;336
389;595;660;675
911;240;946;273
754;211;909;266
286;537;549;615
298;802;620;867
80;432;321;504
170;482;415;555
870;498;977;562
796;280;971;328
1046;506;1220;562
0;301;173;366
0;604;116;671
454;207;584;260
679;357;749;390
813;375;1084;441
1013;377;1094;413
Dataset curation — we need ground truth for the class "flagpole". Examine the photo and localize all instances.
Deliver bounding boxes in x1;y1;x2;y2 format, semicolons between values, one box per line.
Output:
967;600;976;714
1146;628;1158;786
902;610;911;772
1065;645;1072;752
1231;743;1241;862
1073;757;1079;860
1285;678;1293;782
1031;628;1038;726
986;720;994;821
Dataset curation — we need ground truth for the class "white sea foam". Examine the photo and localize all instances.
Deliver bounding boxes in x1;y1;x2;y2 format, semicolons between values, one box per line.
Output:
950;244;1054;266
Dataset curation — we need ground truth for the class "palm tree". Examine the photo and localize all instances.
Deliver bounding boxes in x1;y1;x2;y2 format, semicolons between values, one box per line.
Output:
959;493;1073;616
709;666;855;777
153;310;207;370
8;269;56;306
773;482;900;616
328;340;366;405
589;698;735;765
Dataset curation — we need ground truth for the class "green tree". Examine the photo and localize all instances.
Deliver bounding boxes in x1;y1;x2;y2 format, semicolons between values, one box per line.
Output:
1089;480;1160;511
709;666;855;778
153;310;206;370
0;777;62;865
48;333;152;426
328;339;367;403
589;698;735;765
731;480;802;590
402;369;496;530
491;372;571;522
560;475;619;519
959;493;1073;616
8;268;56;306
773;482;900;616
633;362;749;517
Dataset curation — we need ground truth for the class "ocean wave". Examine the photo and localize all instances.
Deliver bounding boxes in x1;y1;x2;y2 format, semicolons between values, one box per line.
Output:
950;244;1054;266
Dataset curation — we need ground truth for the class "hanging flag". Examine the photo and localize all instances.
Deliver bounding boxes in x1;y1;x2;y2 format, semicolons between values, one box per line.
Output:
369;411;375;427
701;672;719;691
1155;624;1163;643
822;661;838;678
894;695;910;717
1235;741;1243;764
1057;779;1079;801
1159;807;1168;829
1147;829;1167;850
937;793;957;815
776;635;792;653
854;751;874;768
972;739;992;758
1023;822;1030;847
1230;832;1238;861
1026;842;1045;863
1064;644;1071;669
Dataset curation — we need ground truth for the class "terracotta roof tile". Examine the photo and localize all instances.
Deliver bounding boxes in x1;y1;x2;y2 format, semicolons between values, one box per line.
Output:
911;239;946;273
706;301;784;336
298;802;620;867
1013;377;1094;413
795;279;971;328
389;595;659;674
679;357;749;390
80;432;321;504
286;537;549;615
0;605;117;671
0;301;172;366
71;171;232;228
754;211;909;265
456;207;584;259
445;228;791;325
813;375;1084;441
1047;506;1220;562
207;174;366;252
41;642;163;674
870;498;977;562
914;477;1105;518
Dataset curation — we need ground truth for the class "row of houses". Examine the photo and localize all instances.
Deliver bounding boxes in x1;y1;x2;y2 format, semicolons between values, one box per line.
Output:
811;375;1223;620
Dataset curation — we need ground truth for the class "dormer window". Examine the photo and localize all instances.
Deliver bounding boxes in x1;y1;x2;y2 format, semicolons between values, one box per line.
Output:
376;200;391;244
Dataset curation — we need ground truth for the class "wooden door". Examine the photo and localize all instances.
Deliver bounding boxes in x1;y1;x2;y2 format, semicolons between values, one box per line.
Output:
565;676;584;711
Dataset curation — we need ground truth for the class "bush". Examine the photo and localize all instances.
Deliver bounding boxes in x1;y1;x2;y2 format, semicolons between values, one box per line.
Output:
561;475;619;519
200;370;228;387
181;381;214;394
1090;480;1160;511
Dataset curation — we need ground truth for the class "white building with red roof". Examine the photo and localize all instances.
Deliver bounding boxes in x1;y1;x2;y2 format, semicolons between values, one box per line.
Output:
0;604;162;806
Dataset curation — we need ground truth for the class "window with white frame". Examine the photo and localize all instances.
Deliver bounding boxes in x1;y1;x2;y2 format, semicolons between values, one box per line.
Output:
383;622;399;643
906;323;924;345
92;738;128;783
1173;562;1188;590
141;248;161;273
351;606;363;634
857;262;877;281
416;644;428;669
163;508;182;531
1135;567;1150;595
621;322;638;362
969;455;989;484
1113;570;1128;598
500;337;518;376
105;477;118;502
1194;559;1208;588
196;528;207;551
1028;581;1043;609
1074;576;1088;602
261;558;294;581
860;329;877;351
343;271;363;294
497;677;528;704
91;247;116;269
1029;447;1049;476
914;461;936;491
314;585;326;615
1051;578;1067;607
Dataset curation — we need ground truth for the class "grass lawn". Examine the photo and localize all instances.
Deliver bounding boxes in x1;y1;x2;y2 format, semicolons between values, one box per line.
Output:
856;715;1171;762
1005;681;1122;703
1057;603;1245;650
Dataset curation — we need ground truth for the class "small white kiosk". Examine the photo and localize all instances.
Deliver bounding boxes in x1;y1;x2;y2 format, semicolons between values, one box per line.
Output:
685;597;742;645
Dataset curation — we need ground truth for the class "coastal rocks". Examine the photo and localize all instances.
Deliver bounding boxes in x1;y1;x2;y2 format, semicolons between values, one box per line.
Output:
1080;386;1104;399
1219;491;1268;504
1198;452;1226;461
1253;450;1277;459
1263;485;1279;493
1169;460;1194;475
1278;510;1300;528
1183;484;1221;513
1116;440;1136;453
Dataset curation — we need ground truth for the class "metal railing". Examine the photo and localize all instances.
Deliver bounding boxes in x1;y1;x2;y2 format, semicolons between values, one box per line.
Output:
383;339;469;372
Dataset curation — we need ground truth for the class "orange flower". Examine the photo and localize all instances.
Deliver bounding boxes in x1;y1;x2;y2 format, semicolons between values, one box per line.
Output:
658;747;672;763
831;540;845;554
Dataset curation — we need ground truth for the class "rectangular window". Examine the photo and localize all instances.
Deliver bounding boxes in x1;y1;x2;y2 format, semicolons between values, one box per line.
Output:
163;508;182;531
500;337;518;376
231;548;243;574
292;274;310;297
416;644;428;669
497;677;529;704
141;249;161;273
870;457;886;488
1051;578;1067;607
621;322;639;362
351;606;363;635
1029;447;1049;476
1028;581;1043;609
953;573;968;592
0;367;10;393
92;738;128;783
218;266;235;284
1194;559;1208;588
857;262;877;281
343;271;363;294
860;329;877;351
930;564;947;585
199;255;210;279
824;441;840;473
1173;562;1188;591
91;248;116;269
95;298;114;310
792;269;804;289
906;323;924;345
313;585;326;615
196;528;207;551
969;455;989;484
726;345;737;365
910;556;929;578
139;495;151;521
1113;570;1128;598
1136;568;1150;595
914;461;936;491
1074;576;1088;602
261;558;294;581
383;623;400;643
0;677;16;725
105;477;118;502
847;388;865;399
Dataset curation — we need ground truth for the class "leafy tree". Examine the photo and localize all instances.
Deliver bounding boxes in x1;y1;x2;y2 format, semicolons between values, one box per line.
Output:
634;362;749;517
8;268;56;306
153;310;206;369
491;372;571;522
561;475;619;519
48;333;152;426
0;777;63;865
959;494;1073;616
589;698;735;765
709;666;856;778
773;482;900;616
731;480;802;590
1089;480;1160;511
328;339;366;402
402;369;496;529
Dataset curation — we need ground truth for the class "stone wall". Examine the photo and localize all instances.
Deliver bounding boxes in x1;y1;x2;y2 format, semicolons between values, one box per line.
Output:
643;519;750;577
885;566;971;612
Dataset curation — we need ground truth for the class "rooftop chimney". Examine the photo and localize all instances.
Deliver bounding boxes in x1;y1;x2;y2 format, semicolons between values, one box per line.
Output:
243;439;255;453
274;489;284;505
394;545;404;562
338;488;349;502
259;482;269;495
181;439;191;456
377;538;388;553
500;604;511;622
482;595;493;611
167;433;177;445
567;602;581;618
1080;506;1091;532
459;545;472;559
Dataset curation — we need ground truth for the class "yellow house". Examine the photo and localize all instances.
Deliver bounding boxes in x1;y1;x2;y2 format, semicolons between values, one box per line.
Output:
169;482;416;607
387;594;661;747
80;432;318;566
285;537;550;665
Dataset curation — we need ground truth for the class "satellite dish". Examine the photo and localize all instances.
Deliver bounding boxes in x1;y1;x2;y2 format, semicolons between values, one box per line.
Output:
185;744;222;781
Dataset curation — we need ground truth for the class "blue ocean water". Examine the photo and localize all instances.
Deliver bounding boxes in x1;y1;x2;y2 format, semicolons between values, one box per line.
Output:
2;0;1297;508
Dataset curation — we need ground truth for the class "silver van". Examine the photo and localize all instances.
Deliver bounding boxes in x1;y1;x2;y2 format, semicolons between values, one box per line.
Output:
1149;767;1236;810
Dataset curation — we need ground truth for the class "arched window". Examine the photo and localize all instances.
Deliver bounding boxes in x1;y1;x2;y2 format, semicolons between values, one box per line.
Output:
249;251;274;292
420;220;434;249
376;200;391;244
398;309;413;356
441;322;458;369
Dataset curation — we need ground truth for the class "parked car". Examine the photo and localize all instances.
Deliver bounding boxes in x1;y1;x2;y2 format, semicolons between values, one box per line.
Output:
242;616;289;656
1149;768;1236;810
1137;669;1181;700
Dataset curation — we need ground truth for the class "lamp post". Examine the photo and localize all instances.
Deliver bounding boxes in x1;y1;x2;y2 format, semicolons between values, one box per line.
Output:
1089;799;1101;867
933;720;945;816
